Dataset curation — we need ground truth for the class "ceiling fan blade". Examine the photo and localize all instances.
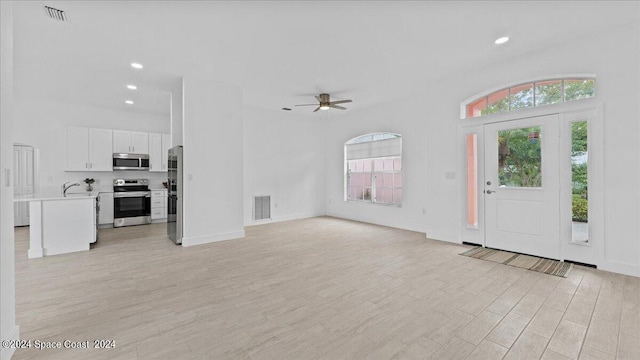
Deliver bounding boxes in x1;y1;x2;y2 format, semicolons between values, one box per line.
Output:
295;104;318;106
329;100;352;105
312;106;321;112
330;104;347;110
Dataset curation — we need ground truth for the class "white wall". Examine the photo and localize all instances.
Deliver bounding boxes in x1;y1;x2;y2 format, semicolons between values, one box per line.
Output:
182;76;244;246
325;22;640;276
12;97;171;192
325;98;429;233
1;2;19;359
243;107;326;225
170;81;183;146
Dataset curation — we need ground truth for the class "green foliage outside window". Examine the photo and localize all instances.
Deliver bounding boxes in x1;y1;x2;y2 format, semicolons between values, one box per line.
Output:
498;127;542;187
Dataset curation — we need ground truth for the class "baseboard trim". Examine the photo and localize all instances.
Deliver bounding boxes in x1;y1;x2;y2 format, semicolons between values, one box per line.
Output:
598;259;640;277
181;230;245;247
325;212;426;234
425;230;461;244
1;325;20;360
245;212;324;227
27;248;43;259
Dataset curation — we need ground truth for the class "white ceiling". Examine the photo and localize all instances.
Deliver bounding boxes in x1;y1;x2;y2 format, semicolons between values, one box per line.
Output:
11;1;640;117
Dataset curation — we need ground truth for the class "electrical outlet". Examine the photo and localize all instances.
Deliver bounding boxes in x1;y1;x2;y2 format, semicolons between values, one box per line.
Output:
422;208;426;215
274;203;278;208
445;172;456;179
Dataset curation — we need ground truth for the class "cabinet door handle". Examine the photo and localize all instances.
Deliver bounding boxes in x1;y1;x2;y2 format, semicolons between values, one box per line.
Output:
86;162;88;169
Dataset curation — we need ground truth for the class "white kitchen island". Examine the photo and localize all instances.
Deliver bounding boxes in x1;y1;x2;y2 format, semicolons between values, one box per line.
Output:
14;194;97;258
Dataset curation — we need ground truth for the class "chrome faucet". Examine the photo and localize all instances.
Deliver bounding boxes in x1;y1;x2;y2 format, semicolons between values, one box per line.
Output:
62;182;80;197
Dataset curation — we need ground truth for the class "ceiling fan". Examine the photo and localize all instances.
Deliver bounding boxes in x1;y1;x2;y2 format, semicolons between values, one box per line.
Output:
295;93;352;112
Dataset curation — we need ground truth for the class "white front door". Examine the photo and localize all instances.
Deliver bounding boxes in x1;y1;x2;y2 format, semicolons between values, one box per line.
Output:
484;114;560;259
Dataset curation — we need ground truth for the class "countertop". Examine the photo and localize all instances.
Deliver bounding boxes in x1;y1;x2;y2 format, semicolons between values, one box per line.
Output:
14;193;98;202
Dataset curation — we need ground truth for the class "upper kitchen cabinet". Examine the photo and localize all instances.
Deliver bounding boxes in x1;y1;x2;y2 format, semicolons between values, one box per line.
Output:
113;130;149;154
161;134;171;172
149;133;171;172
65;127;113;171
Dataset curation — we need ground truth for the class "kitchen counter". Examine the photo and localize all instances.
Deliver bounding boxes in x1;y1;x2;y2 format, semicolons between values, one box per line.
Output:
14;193;98;202
14;194;97;258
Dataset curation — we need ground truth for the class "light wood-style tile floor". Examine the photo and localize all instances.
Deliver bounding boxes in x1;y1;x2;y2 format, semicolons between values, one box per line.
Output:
12;217;640;359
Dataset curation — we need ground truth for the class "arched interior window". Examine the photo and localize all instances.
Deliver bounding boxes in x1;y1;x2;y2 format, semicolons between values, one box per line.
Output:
464;77;595;119
344;133;402;206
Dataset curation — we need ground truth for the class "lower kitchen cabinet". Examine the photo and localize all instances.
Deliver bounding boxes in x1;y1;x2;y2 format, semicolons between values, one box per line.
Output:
98;192;114;225
151;190;167;222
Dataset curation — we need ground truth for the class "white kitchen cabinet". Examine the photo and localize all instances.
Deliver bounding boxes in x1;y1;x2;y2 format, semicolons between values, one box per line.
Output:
151;190;167;221
98;192;114;225
88;128;113;171
149;133;162;172
161;134;171;171
113;130;149;154
149;133;170;172
65;127;113;171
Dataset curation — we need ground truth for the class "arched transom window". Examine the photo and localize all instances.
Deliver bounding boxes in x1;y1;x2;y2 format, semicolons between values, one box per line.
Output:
344;133;402;206
464;77;595;119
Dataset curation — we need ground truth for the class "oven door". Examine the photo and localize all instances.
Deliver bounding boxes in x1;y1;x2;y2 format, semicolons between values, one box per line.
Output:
113;192;151;219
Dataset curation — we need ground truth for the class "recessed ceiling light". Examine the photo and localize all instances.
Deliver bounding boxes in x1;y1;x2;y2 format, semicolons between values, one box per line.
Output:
131;63;143;69
127;84;137;90
495;36;510;45
125;100;134;105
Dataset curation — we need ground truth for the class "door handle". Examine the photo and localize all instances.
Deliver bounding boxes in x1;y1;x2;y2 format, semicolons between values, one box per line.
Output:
486;190;495;194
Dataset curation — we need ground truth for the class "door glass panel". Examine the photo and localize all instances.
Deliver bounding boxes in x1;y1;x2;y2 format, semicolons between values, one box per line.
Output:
466;134;478;229
571;121;588;242
498;126;542;187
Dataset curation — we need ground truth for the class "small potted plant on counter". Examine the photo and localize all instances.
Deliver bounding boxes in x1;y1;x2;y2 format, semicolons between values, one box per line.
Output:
84;178;95;192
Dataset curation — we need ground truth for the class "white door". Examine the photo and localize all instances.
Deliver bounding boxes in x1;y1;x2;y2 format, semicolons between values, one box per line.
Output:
14;145;34;226
484;114;560;259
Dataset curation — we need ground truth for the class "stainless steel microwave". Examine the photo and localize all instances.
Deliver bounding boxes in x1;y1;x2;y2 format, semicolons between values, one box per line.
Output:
112;153;149;171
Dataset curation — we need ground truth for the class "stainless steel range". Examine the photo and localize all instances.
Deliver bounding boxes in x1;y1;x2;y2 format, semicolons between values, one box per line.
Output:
113;179;151;227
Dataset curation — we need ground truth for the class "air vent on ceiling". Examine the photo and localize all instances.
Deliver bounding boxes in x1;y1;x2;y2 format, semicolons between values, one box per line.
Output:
44;5;68;22
253;196;271;221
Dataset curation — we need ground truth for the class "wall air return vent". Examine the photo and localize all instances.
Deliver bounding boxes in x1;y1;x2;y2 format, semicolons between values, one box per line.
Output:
253;196;271;221
44;6;68;22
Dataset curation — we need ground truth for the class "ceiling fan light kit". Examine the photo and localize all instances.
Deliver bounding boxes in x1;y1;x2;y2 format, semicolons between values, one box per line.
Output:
295;93;353;112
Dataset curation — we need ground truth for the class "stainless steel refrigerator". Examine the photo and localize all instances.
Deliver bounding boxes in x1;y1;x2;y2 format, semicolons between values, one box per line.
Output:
167;146;183;244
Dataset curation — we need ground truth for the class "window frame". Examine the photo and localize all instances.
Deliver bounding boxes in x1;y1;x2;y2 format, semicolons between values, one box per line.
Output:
344;133;403;207
461;75;596;119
